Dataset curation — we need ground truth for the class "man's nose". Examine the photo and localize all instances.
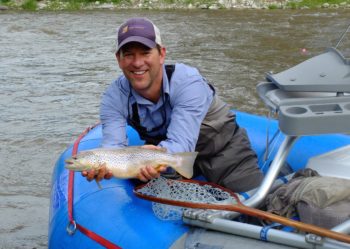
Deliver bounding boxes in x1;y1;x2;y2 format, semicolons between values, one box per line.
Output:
131;53;144;67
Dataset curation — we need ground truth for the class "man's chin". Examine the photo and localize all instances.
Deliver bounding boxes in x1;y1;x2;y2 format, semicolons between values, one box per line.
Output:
130;81;150;91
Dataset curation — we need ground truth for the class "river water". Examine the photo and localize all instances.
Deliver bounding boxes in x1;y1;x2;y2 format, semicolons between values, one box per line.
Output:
0;9;349;249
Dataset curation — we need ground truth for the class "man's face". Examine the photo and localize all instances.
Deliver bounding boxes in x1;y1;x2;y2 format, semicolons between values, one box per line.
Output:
117;42;166;94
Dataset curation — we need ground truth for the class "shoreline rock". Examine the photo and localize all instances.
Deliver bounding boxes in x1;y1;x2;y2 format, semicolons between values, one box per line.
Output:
0;5;10;9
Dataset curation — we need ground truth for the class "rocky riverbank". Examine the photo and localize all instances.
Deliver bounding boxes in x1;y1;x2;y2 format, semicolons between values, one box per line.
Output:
0;0;349;10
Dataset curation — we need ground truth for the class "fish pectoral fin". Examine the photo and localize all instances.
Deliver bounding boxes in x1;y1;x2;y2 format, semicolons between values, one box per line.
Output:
95;180;103;190
94;162;108;190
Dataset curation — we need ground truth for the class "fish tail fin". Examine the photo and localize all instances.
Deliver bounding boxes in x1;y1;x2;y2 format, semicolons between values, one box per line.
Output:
173;152;198;179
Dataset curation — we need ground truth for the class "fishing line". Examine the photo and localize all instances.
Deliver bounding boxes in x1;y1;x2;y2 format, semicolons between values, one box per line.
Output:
335;23;350;49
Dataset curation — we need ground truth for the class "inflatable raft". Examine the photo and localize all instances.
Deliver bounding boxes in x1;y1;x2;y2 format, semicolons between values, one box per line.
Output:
48;111;350;249
49;47;350;249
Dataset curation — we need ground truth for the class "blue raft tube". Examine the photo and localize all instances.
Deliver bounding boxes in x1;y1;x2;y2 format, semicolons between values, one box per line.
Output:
48;110;350;249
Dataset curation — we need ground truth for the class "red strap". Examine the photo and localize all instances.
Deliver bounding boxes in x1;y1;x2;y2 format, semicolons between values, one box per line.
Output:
76;223;121;249
67;125;122;249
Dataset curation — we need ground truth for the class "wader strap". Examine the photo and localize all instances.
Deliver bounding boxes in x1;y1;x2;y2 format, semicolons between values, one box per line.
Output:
67;125;122;249
132;101;140;124
165;64;175;81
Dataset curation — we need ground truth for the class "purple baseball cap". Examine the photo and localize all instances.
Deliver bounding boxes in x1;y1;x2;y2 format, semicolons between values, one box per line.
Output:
116;18;162;52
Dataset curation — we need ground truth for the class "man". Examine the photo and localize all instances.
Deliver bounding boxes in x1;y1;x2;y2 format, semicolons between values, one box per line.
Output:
83;17;263;192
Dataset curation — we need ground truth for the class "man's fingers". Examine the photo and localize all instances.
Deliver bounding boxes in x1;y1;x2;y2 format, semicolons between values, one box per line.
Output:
86;169;96;181
137;168;149;182
96;166;106;182
81;163;113;182
137;173;148;182
97;163;113;180
105;172;113;179
158;166;167;172
141;144;158;150
138;166;156;182
141;144;166;152
140;167;152;180
147;166;161;178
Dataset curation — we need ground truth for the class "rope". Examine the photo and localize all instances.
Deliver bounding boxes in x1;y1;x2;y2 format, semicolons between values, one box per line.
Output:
67;125;122;249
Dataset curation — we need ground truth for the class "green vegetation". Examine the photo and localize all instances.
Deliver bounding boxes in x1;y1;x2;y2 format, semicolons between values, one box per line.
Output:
287;0;350;8
0;0;132;10
267;4;279;8
21;0;38;10
0;0;349;10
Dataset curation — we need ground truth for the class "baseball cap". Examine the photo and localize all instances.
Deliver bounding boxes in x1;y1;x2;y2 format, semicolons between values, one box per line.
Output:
116;17;162;52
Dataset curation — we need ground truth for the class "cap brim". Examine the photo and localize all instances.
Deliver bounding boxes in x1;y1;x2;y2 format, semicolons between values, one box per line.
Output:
117;36;157;52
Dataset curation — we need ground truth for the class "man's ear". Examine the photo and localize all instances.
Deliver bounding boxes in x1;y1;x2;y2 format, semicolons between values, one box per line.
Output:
115;52;122;66
115;52;120;62
159;47;166;64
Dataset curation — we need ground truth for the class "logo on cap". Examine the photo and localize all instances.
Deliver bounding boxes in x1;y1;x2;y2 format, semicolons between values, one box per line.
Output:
122;26;128;34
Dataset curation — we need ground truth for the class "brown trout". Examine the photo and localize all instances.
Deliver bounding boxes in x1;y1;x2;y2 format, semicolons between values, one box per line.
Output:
65;146;197;179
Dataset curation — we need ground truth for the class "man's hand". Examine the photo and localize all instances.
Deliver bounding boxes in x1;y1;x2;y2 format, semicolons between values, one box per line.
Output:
137;165;167;182
137;144;167;182
141;144;167;152
81;163;113;182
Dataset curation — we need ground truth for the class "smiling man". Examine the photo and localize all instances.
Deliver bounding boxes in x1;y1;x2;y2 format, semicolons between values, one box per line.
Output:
84;17;263;192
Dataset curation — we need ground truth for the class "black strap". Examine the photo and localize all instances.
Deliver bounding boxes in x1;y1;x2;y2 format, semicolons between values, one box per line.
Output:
132;100;140;124
165;64;175;82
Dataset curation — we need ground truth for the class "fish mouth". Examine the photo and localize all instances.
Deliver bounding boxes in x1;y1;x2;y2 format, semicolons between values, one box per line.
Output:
64;160;90;171
65;156;77;165
64;159;78;169
65;159;76;166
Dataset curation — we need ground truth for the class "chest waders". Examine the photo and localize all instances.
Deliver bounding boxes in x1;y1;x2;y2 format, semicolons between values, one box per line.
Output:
195;96;264;192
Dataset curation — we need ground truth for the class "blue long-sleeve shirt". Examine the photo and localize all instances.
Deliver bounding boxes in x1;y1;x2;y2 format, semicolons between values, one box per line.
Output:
100;63;213;153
